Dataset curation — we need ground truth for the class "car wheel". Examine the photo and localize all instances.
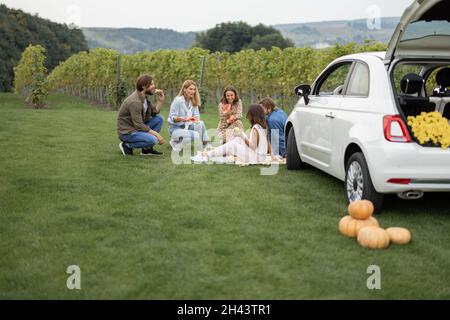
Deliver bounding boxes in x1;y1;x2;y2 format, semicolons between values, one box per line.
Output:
286;128;304;170
345;152;384;213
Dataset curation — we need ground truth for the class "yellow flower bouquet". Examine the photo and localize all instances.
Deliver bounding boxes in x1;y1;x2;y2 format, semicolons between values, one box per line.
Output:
407;112;450;149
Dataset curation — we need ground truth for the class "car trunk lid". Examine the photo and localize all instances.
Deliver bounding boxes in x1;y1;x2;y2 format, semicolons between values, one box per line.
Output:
385;0;450;64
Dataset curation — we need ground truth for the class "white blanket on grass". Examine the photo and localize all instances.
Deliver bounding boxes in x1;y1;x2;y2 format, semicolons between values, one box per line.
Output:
193;154;286;166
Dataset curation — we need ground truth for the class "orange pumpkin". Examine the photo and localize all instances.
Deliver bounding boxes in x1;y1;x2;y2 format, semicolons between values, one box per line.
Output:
386;227;412;245
339;215;379;238
357;226;390;249
348;200;374;220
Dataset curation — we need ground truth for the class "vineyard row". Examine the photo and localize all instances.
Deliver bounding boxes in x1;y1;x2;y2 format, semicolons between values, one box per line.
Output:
14;42;387;110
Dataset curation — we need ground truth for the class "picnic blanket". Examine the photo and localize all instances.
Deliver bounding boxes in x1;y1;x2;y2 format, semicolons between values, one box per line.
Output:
192;153;286;166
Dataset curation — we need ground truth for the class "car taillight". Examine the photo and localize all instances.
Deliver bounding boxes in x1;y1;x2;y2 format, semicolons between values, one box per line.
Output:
383;115;412;143
387;178;412;185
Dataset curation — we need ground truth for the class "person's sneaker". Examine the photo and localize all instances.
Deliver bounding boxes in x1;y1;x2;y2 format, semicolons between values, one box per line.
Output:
119;142;133;156
169;139;182;152
141;147;164;156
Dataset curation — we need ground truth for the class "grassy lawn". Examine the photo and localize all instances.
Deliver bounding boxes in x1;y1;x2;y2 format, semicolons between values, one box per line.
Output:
1;92;450;299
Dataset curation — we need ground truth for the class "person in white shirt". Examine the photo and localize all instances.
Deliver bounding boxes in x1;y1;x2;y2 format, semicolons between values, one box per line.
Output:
195;104;270;164
168;80;210;151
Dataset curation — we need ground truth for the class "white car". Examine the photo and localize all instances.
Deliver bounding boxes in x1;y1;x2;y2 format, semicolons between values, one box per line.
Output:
285;0;450;212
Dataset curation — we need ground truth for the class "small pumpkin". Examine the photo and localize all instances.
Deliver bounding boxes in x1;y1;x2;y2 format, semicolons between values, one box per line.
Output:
348;200;374;220
339;215;379;238
357;226;390;249
386;227;412;245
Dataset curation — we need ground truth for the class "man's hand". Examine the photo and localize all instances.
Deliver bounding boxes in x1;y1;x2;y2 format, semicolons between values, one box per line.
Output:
155;89;165;103
149;130;165;145
156;134;165;145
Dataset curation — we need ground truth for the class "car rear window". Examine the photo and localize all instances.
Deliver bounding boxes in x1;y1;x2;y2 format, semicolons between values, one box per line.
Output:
402;20;450;42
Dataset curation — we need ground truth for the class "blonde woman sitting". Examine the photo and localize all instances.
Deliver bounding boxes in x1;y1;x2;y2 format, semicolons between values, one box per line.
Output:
168;80;210;151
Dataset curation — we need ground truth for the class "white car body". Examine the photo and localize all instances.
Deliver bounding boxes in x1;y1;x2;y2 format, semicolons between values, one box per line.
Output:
287;51;450;192
286;0;450;210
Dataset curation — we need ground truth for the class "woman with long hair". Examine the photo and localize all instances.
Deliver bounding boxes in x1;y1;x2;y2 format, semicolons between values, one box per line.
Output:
217;86;244;144
168;80;210;151
192;104;269;164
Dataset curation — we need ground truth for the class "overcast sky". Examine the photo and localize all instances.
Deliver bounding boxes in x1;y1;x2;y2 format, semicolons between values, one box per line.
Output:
1;0;413;32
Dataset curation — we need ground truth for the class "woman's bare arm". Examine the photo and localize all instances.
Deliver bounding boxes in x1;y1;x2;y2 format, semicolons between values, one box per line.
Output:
243;128;259;151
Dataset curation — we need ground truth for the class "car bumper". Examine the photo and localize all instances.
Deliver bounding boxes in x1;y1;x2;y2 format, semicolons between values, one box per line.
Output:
366;142;450;193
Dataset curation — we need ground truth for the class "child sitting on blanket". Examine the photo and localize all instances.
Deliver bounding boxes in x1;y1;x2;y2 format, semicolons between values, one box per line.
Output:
192;104;271;164
216;86;244;144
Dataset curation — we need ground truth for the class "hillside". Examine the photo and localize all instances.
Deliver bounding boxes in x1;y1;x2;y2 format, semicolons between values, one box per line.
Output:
81;17;400;54
0;4;88;92
274;17;400;48
82;28;196;54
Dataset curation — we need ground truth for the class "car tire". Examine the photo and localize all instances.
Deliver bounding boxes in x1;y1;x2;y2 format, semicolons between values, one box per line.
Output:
286;128;304;170
345;152;384;214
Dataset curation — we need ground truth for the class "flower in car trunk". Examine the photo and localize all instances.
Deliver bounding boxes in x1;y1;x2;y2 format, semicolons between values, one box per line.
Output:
407;112;450;149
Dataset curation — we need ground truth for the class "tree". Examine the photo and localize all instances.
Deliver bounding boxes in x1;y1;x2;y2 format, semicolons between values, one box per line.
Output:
246;33;294;50
0;4;88;92
194;21;294;53
14;44;48;108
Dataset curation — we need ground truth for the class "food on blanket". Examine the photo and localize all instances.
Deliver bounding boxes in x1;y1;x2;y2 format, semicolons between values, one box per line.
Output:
357;226;390;249
348;200;374;220
386;227;411;245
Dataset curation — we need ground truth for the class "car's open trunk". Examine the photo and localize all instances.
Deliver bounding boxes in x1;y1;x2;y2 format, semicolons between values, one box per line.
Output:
385;0;450;148
385;0;450;64
391;60;450;148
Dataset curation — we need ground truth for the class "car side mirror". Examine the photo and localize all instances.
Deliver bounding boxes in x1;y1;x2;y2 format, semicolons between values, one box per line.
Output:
294;84;311;105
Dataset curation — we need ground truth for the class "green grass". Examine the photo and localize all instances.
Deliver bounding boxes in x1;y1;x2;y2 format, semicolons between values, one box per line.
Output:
1;92;450;299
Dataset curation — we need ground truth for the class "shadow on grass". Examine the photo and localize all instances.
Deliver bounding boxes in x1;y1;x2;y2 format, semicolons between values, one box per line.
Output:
384;193;449;216
292;163;449;217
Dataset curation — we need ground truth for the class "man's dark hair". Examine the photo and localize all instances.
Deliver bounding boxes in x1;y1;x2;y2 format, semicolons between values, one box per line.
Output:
259;97;276;112
136;74;154;91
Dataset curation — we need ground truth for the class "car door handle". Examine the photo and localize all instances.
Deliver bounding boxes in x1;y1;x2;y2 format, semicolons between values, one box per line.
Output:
325;113;335;119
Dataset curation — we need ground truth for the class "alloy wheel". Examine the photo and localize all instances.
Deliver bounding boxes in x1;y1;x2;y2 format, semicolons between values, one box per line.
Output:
346;161;364;202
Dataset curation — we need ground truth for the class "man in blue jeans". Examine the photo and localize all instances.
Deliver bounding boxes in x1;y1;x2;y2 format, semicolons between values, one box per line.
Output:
117;74;165;156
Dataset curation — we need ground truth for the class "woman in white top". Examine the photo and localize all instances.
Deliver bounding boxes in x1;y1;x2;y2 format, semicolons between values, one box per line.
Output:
202;104;270;164
168;80;209;151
